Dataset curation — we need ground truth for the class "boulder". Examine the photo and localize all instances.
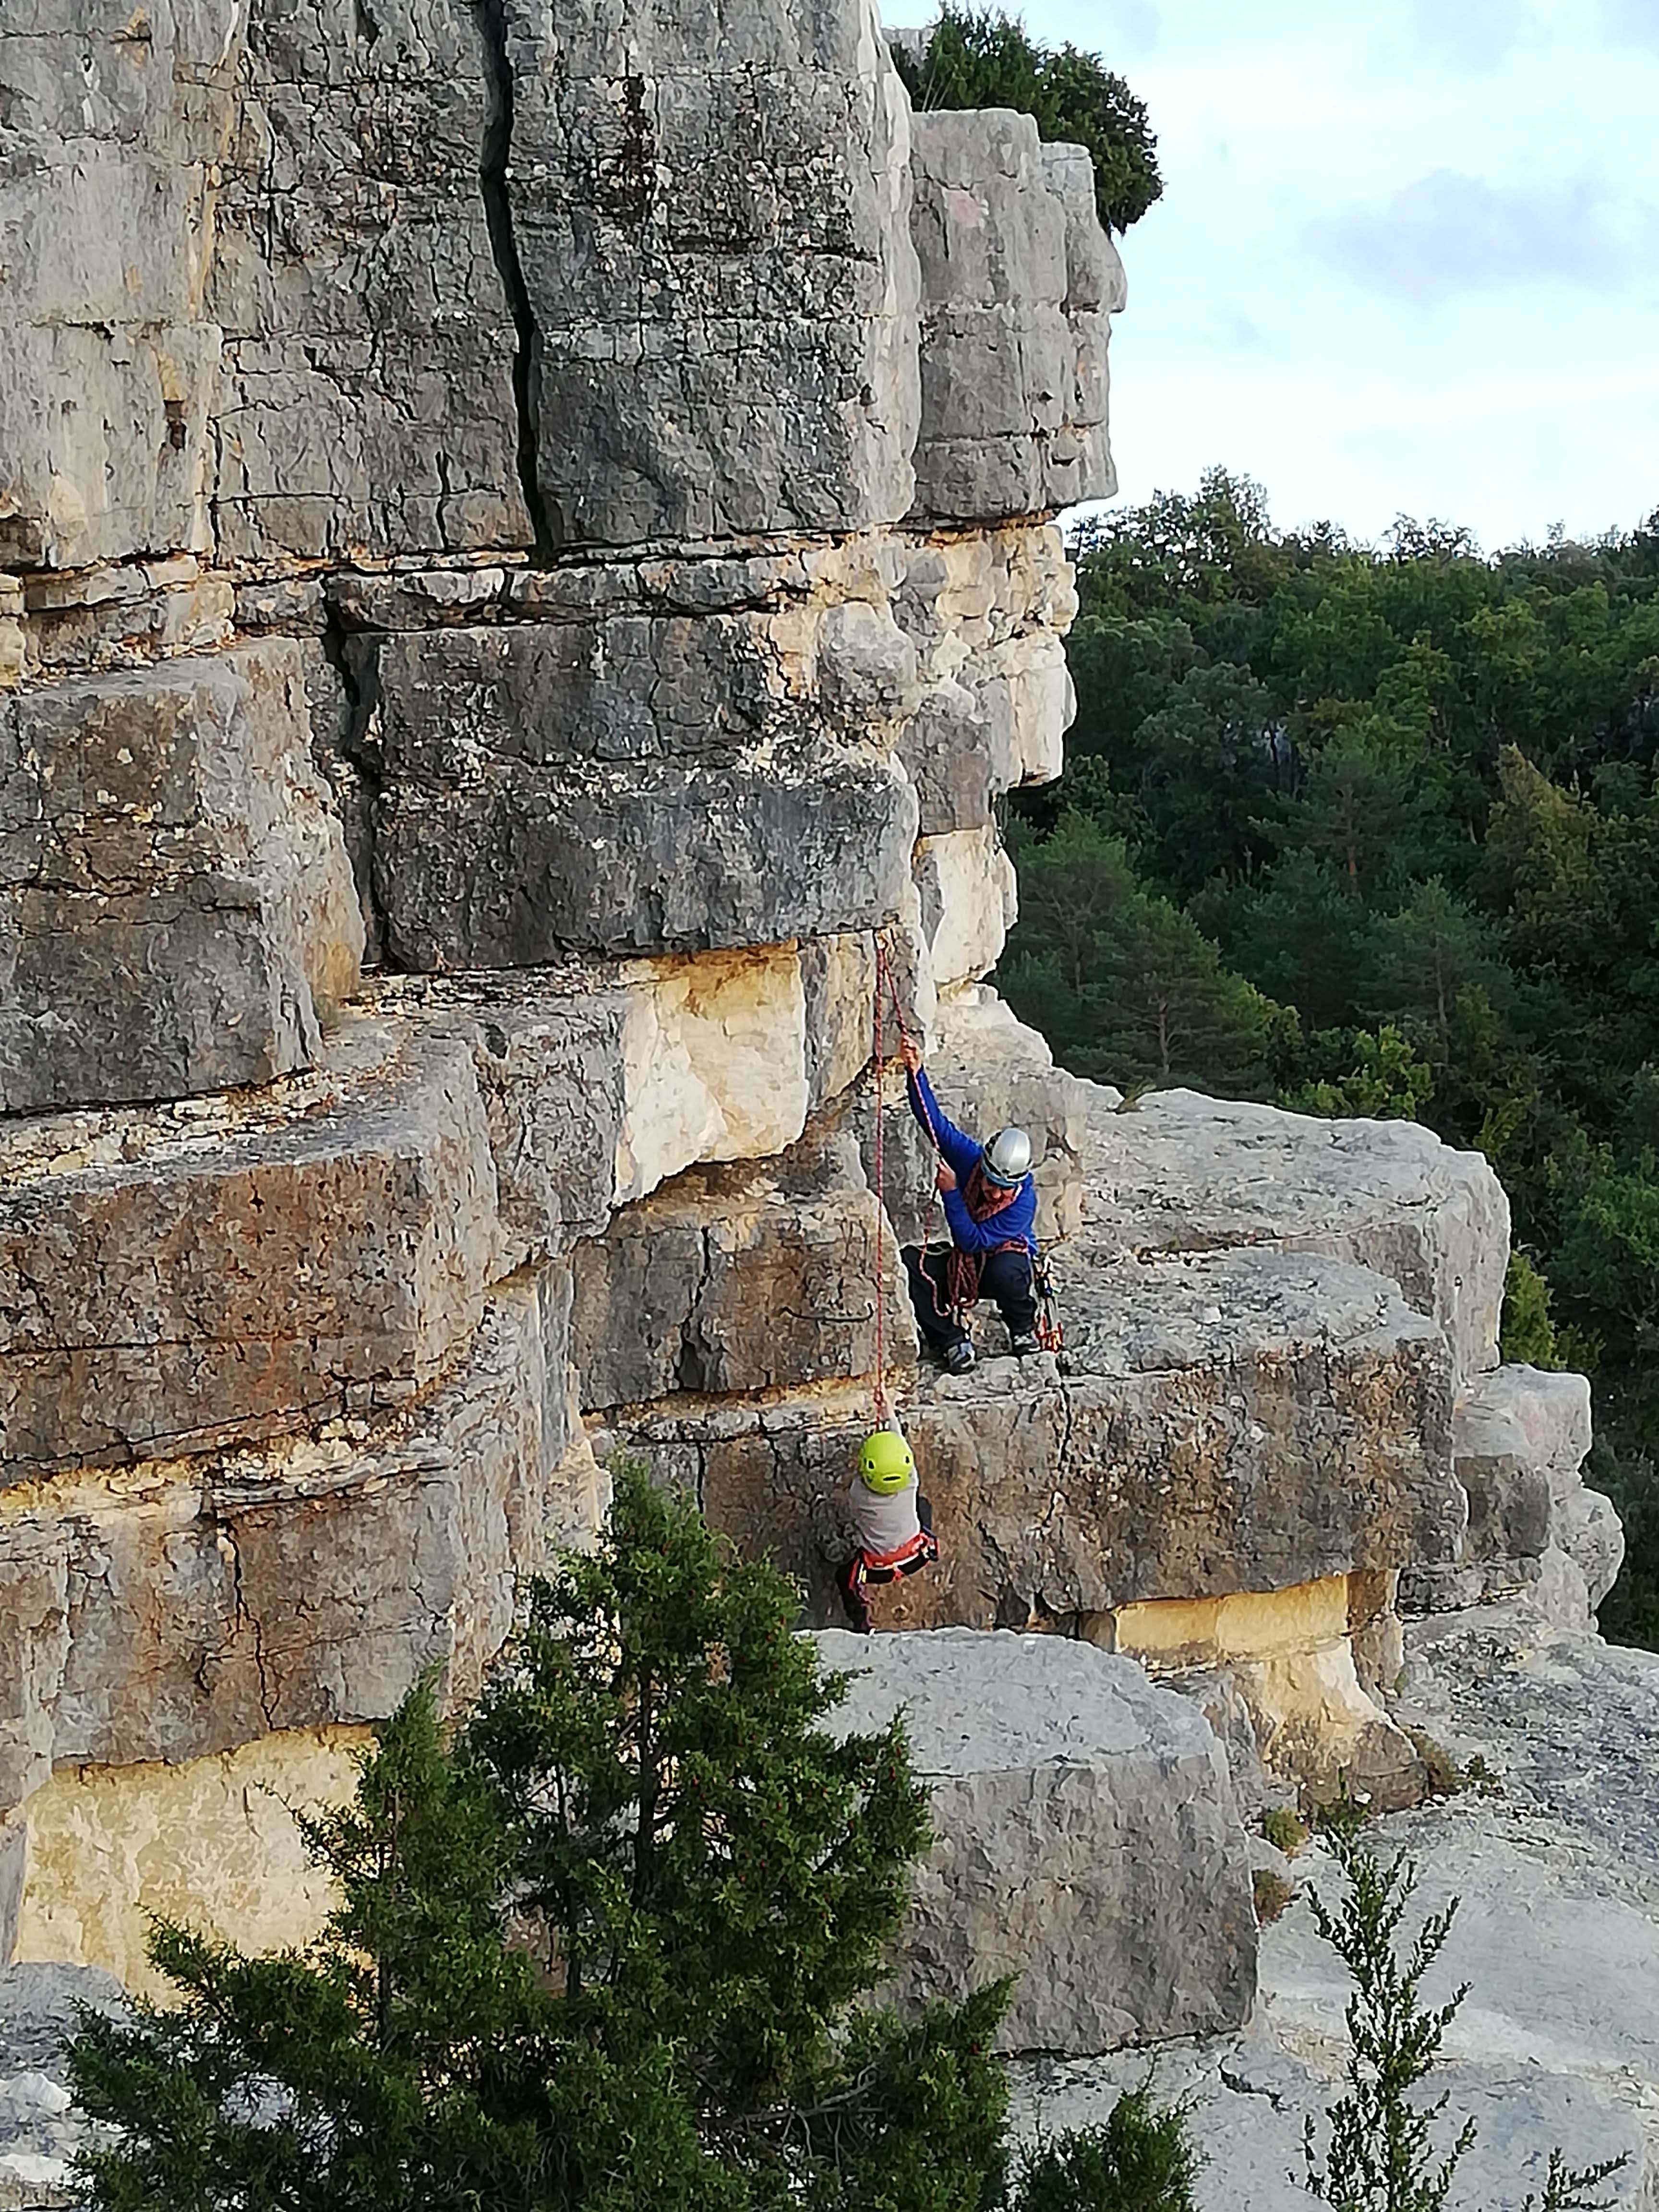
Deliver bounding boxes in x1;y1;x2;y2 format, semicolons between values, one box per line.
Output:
0;643;363;1113
1007;1607;1659;2210
812;1626;1256;2054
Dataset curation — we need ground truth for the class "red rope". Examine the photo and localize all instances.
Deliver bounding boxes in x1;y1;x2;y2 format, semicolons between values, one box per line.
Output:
872;937;888;1421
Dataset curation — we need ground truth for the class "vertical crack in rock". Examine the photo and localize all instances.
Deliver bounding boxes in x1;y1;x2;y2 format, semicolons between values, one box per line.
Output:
320;602;391;963
469;0;552;556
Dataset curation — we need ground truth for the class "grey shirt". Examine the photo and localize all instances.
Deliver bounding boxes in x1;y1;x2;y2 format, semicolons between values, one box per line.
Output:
849;1475;923;1557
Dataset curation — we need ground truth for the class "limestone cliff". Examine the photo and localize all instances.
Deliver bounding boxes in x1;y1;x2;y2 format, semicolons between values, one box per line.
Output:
0;0;1621;2077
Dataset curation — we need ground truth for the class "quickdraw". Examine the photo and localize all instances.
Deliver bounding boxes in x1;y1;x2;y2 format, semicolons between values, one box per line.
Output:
1034;1251;1064;1353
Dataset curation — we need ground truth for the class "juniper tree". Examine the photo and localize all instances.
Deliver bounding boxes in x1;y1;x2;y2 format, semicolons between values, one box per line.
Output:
1302;1833;1624;2212
65;1465;1012;2212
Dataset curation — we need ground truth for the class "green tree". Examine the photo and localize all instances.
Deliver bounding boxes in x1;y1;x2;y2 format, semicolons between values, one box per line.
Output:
1500;1250;1560;1368
69;1466;1193;2212
1302;1834;1624;2212
68;1469;992;2212
1001;471;1659;1647
1014;2085;1199;2212
894;7;1162;233
1001;814;1286;1092
1282;1025;1434;1122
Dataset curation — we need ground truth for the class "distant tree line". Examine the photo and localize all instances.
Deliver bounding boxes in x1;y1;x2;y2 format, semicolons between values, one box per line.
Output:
999;470;1659;1645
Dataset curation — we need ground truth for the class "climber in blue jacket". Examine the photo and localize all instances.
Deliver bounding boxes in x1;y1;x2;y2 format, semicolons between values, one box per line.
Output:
899;1036;1040;1374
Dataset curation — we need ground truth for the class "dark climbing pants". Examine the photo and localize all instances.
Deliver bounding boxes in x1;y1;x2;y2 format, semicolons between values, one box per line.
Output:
837;1494;937;1633
902;1243;1037;1355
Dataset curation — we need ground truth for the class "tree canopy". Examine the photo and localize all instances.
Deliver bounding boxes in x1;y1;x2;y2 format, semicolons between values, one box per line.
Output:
892;7;1162;234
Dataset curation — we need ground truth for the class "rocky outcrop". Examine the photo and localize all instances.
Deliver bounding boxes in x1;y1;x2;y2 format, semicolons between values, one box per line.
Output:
0;0;1626;2124
0;0;1133;1980
1010;1597;1659;2208
1401;1364;1623;1629
815;1628;1256;2055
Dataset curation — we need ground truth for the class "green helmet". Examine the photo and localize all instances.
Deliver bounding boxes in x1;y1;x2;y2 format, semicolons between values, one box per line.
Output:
858;1429;915;1495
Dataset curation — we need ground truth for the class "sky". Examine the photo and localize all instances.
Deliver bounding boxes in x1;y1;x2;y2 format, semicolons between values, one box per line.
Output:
888;0;1659;551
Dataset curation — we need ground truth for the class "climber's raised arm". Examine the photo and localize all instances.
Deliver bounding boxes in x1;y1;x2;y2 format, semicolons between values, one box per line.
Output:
898;1039;980;1178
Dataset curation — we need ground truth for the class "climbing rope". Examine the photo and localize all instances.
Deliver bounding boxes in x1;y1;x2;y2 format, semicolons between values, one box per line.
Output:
871;936;889;1422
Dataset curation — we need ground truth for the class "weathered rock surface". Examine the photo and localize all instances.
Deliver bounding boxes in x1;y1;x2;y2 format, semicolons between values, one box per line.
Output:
893;524;1078;835
1;642;363;1112
0;1963;124;2202
0;1267;577;1804
907;110;1121;521
814;1627;1256;2055
643;1243;1460;1631
208;0;526;565
0;1029;497;1474
510;0;920;545
354;609;920;968
1087;1090;1510;1388
1010;1602;1659;2208
0;0;231;573
573;1126;913;1409
1402;1364;1623;1626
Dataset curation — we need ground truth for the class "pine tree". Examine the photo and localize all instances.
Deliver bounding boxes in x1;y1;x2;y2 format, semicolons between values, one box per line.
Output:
70;1464;1083;2212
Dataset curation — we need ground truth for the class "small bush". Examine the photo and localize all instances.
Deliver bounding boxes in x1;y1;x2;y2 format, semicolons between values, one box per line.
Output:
1303;1832;1626;2212
1014;2082;1199;2212
1502;1250;1561;1368
1253;1869;1294;1925
1261;1806;1310;1857
893;5;1162;235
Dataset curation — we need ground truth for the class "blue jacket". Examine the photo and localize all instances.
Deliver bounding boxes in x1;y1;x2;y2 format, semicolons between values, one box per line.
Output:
906;1066;1038;1259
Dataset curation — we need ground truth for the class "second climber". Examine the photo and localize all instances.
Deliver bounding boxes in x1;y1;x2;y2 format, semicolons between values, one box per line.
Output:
898;1035;1040;1373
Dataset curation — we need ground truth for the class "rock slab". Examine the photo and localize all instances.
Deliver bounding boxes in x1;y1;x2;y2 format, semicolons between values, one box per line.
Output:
812;1626;1256;2055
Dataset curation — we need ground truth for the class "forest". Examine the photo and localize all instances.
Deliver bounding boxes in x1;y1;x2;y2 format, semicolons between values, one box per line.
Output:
998;473;1659;1646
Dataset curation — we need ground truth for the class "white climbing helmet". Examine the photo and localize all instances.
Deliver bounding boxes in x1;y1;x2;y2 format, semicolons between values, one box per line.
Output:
981;1126;1033;1189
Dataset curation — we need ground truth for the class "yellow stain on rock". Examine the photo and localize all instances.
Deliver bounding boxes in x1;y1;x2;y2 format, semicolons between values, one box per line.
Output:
16;1727;372;2000
1099;1572;1419;1807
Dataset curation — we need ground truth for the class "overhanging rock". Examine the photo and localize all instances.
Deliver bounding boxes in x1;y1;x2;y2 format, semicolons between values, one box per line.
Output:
811;1626;1256;2054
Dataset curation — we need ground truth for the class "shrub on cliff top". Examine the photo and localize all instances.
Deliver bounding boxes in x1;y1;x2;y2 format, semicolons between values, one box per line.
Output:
894;6;1163;235
66;1461;1193;2212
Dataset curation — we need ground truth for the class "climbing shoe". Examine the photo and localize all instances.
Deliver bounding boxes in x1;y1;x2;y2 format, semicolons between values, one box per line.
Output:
1010;1331;1041;1357
943;1341;976;1376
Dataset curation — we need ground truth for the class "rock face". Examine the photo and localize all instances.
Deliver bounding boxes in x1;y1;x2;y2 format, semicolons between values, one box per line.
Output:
1;643;363;1112
0;0;1621;2131
0;0;1132;1984
814;1628;1256;2055
1400;1363;1623;1628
